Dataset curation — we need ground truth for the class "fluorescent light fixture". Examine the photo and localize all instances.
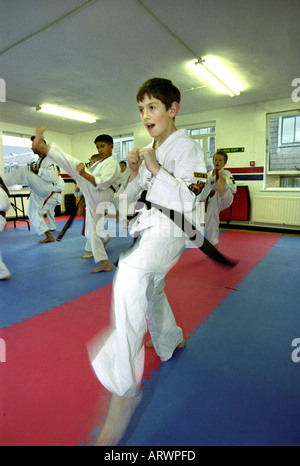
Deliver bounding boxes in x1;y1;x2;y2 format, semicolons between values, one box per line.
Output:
194;57;242;97
36;104;97;123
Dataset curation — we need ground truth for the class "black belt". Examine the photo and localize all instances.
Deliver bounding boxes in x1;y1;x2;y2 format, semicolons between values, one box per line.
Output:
0;211;6;219
110;185;116;193
136;190;237;267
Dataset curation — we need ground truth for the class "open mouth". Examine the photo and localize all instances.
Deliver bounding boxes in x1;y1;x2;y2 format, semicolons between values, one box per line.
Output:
146;124;155;131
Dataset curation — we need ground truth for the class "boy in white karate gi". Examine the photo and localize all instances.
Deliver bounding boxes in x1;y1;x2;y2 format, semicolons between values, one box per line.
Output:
5;137;64;243
32;134;121;273
75;154;111;261
199;150;236;252
84;77;206;446
0;177;11;280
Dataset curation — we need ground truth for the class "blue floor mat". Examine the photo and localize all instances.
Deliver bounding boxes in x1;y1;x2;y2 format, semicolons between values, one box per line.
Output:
0;219;133;329
1;225;299;446
119;235;300;446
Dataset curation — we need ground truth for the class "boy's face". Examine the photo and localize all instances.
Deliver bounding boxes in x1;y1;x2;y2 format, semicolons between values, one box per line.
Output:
95;141;113;160
138;94;179;141
213;153;226;171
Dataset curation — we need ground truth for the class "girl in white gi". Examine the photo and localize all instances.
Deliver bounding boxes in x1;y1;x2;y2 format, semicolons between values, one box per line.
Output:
5;137;64;243
0;177;11;280
32;134;121;273
84;77;206;446
199;150;237;252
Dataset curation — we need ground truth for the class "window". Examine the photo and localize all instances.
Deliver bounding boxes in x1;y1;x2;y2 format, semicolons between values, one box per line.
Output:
2;134;37;176
187;124;216;171
266;112;300;189
112;135;134;162
281;116;300;145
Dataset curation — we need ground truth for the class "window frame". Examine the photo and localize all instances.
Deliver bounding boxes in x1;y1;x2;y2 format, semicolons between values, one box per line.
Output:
265;110;300;191
112;134;134;162
181;122;216;172
279;115;300;147
2;132;37;175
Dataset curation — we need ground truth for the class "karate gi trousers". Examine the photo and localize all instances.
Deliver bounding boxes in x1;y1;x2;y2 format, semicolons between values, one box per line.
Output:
84;207;110;263
0;194;10;279
91;225;187;398
5;167;59;236
27;190;62;235
205;187;233;245
0;251;10;279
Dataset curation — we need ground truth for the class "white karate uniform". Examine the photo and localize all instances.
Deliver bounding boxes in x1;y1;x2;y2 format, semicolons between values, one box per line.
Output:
47;144;121;263
200;168;237;245
91;129;206;397
0;187;11;279
5;158;64;235
111;170;131;221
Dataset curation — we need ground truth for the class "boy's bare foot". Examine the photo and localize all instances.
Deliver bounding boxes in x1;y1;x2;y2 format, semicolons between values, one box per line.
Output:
90;260;113;273
95;392;143;446
145;339;186;349
82;252;94;259
38;231;55;243
38;237;55;243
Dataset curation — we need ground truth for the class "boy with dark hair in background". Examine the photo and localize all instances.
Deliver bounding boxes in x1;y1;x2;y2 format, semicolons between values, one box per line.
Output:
32;133;121;273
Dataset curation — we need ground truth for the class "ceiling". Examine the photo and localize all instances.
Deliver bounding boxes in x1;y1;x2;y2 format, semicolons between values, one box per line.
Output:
0;0;299;135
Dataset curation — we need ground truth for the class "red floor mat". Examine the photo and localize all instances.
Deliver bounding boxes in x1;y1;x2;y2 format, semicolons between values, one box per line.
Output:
0;231;280;445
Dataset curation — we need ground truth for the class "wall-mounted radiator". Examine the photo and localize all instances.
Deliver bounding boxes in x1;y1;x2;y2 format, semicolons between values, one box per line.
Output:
253;196;300;226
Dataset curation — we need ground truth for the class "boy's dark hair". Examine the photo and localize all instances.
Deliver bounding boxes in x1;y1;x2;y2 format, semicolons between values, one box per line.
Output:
94;134;113;145
136;78;181;110
214;149;228;163
31;136;46;144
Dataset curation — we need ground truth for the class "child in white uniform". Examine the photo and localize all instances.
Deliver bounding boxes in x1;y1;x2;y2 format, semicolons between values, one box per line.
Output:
75;154;111;260
5;137;64;243
27;162;64;241
32;134;121;273
0;177;11;280
85;77;206;446
200;150;237;251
